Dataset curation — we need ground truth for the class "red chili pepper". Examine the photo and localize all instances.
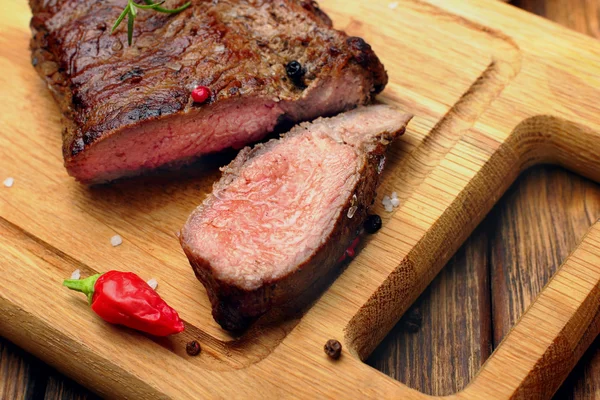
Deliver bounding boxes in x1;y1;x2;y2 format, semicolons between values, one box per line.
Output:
191;86;211;103
63;271;184;336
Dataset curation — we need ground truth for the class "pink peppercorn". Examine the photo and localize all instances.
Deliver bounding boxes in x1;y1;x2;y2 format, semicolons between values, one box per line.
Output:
191;86;211;103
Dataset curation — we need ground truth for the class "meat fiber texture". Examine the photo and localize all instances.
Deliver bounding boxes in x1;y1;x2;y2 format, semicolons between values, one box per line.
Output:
181;105;413;331
29;0;388;183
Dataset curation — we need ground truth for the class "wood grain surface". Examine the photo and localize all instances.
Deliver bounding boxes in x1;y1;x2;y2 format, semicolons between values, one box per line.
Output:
497;4;600;400
368;1;600;398
368;221;494;395
2;0;600;398
369;166;600;397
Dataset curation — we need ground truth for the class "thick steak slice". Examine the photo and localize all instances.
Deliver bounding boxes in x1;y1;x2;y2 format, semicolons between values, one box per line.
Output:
180;105;412;331
29;0;388;183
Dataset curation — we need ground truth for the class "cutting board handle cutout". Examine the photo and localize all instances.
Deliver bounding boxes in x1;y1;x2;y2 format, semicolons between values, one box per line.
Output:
343;115;600;398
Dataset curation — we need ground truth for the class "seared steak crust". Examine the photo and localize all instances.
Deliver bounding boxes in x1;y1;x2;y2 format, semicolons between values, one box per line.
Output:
29;0;388;182
180;106;412;331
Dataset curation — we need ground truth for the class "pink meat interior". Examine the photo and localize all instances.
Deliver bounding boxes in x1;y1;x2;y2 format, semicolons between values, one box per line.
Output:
189;132;360;290
69;99;284;183
68;72;368;183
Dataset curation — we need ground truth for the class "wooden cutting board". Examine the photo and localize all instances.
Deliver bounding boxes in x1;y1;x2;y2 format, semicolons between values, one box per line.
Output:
1;0;599;398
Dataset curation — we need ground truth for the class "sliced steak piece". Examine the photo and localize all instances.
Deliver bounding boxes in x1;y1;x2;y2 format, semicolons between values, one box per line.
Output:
29;0;388;183
180;105;412;331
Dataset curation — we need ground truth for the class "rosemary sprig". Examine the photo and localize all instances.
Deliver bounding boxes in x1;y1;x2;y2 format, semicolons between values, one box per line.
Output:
111;0;191;46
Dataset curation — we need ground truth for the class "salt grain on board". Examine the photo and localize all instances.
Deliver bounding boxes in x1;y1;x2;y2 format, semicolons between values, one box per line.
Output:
382;196;393;212
382;193;400;212
3;177;14;188
147;278;158;290
70;269;81;280
388;2;399;9
110;235;123;247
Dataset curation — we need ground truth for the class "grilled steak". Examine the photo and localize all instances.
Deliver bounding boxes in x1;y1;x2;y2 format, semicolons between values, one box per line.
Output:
180;105;412;331
29;0;388;183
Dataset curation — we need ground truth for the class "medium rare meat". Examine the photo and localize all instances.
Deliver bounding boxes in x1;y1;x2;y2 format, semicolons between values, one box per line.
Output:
180;105;412;331
29;0;388;183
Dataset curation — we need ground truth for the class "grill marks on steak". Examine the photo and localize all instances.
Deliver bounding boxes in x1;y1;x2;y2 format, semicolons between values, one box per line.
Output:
180;105;413;331
29;0;388;183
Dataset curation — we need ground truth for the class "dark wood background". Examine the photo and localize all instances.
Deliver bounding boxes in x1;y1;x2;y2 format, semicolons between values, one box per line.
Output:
2;1;599;398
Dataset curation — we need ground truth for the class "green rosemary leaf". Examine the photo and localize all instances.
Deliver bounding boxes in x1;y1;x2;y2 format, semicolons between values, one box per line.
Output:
131;0;166;10
127;8;135;46
144;0;191;14
112;0;190;46
111;5;130;33
129;0;137;17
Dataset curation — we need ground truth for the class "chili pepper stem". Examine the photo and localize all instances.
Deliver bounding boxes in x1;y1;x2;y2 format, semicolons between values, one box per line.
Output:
63;274;102;304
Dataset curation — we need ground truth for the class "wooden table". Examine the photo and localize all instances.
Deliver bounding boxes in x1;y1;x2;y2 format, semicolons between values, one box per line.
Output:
1;1;599;399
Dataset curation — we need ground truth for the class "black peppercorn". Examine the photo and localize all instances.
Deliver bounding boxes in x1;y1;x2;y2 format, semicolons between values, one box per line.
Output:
186;340;202;356
286;60;303;78
364;214;382;234
324;339;342;359
286;60;306;87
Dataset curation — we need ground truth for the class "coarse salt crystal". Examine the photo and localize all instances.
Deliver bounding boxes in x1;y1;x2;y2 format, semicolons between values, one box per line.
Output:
377;157;386;174
70;269;81;280
347;205;358;219
187;81;200;91
382;193;400;212
110;235;123;247
147;278;158;290
214;45;226;53
3;177;14;188
166;62;182;72
388;2;399;9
